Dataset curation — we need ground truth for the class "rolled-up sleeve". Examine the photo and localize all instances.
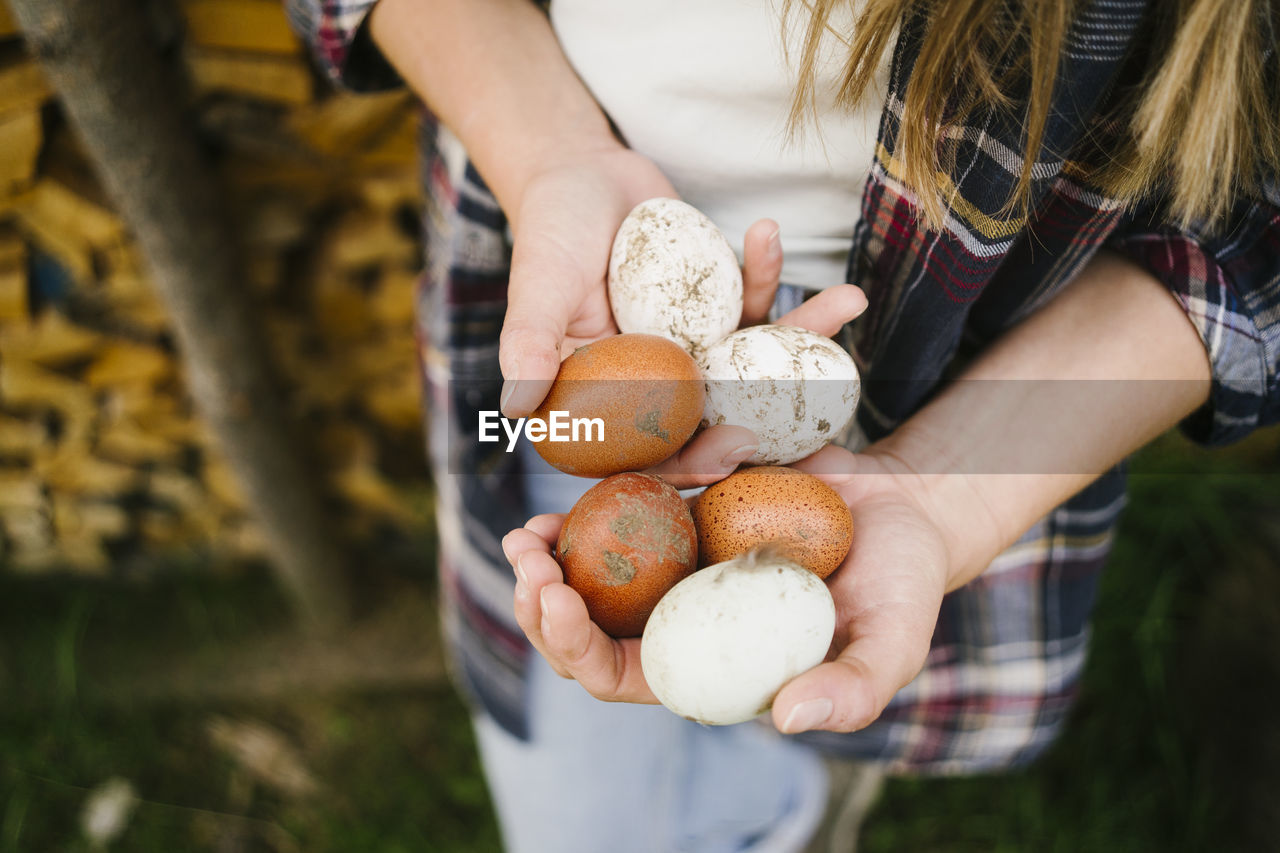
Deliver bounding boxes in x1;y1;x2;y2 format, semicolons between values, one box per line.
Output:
1108;184;1280;446
284;0;400;91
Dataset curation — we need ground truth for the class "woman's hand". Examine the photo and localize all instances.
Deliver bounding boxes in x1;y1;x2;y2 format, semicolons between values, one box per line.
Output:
498;153;868;417
499;443;959;730
769;445;952;733
497;147;674;416
500;160;869;482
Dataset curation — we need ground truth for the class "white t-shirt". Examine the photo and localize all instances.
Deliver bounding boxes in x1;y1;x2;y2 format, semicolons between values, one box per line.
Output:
551;0;888;289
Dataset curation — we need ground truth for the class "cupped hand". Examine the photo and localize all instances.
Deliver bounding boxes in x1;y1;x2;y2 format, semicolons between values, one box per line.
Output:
503;513;656;701
497;147;867;418
498;147;676;417
769;445;951;733
500;443;955;726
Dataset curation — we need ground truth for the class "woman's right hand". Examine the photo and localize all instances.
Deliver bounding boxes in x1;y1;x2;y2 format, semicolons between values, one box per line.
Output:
367;0;687;416
498;146;677;416
367;0;814;419
497;147;831;419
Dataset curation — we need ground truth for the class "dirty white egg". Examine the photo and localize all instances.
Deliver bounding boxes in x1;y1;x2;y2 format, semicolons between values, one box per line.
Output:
608;198;743;358
640;550;836;726
699;325;860;465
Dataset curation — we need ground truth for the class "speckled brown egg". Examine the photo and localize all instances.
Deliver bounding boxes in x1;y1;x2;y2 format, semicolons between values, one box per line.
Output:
533;333;704;478
557;472;698;638
691;467;852;579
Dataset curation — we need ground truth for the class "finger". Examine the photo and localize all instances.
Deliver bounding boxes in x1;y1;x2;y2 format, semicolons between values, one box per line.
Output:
789;444;861;484
741;219;782;326
771;611;934;734
646;424;759;489
500;237;586;417
775;284;868;337
771;501;947;734
502;526;553;567
539;583;658;703
510;548;572;678
791;447;911;509
524;513;567;548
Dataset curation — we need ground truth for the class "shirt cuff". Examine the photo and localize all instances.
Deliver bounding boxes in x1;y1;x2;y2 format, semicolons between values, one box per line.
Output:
1108;224;1275;446
285;0;401;91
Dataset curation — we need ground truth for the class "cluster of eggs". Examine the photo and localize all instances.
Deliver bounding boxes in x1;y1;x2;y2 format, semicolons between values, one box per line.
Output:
608;197;862;466
537;198;861;726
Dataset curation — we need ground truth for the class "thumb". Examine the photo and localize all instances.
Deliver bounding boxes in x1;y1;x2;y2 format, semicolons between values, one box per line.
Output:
499;240;584;417
770;499;946;734
771;621;933;734
740;218;782;326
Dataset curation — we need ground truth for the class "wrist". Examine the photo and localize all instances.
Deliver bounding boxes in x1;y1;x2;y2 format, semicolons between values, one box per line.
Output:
501;136;647;234
862;425;1009;592
369;0;625;217
858;250;1213;591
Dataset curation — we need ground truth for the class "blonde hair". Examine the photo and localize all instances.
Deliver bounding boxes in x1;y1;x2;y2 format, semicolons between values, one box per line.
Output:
786;0;1280;229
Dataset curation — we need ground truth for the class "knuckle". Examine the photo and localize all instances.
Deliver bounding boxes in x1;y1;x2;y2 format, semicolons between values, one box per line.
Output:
514;607;541;639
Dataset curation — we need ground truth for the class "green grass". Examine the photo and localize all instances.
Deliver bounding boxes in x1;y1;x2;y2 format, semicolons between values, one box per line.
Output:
0;689;499;852
0;569;500;852
1;430;1277;851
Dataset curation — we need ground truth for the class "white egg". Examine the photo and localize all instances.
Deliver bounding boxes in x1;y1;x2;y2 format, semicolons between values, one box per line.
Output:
640;551;836;726
608;198;743;358
698;325;860;465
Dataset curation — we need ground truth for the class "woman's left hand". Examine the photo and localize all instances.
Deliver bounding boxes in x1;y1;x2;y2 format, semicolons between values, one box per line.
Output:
500;443;956;734
767;444;950;733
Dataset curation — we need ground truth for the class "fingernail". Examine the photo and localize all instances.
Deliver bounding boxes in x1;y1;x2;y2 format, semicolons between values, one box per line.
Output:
539;587;552;629
782;698;833;734
514;555;529;601
767;227;781;254
500;362;520;413
721;445;759;468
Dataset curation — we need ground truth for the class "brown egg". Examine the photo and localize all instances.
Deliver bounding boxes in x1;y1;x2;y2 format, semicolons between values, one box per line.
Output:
692;466;851;579
533;334;704;478
557;472;698;638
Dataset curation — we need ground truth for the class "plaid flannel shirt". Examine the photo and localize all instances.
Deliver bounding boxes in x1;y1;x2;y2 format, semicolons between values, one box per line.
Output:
285;0;1280;774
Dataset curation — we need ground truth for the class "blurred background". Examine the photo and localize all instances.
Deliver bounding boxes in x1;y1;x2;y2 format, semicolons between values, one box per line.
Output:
0;0;1278;850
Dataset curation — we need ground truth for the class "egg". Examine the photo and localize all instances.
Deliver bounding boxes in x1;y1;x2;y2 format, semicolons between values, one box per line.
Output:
692;467;851;579
557;472;698;638
641;549;836;725
699;325;860;465
533;333;705;478
608;198;743;358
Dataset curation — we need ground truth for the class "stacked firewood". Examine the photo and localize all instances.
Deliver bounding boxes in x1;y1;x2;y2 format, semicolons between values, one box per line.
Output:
0;0;430;573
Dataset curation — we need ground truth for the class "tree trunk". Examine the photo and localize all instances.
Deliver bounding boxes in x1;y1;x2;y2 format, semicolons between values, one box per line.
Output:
8;0;349;631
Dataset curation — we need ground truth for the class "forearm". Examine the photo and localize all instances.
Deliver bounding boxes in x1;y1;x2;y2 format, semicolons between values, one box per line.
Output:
368;0;619;219
876;250;1212;590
